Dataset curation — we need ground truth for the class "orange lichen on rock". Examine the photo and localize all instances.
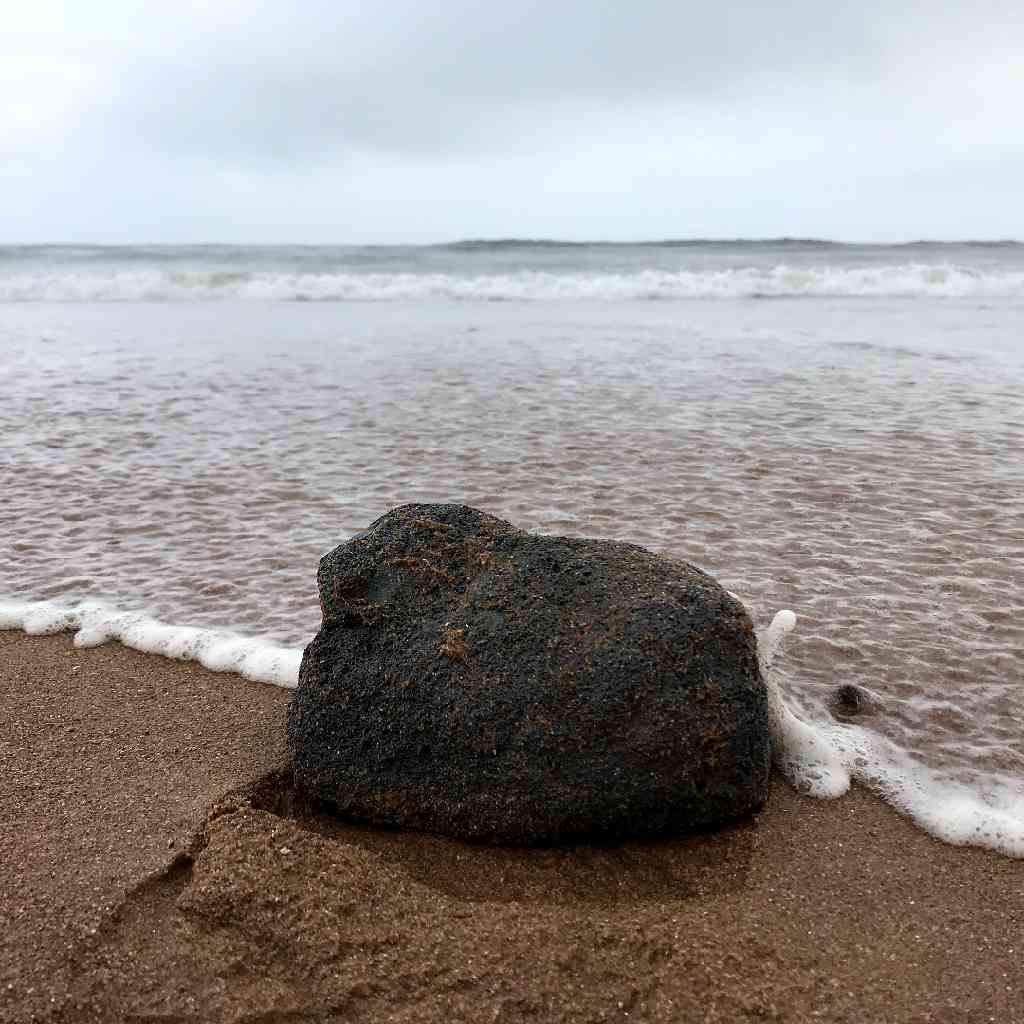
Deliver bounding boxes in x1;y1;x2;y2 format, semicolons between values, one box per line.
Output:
412;517;451;532
439;625;469;662
385;556;457;586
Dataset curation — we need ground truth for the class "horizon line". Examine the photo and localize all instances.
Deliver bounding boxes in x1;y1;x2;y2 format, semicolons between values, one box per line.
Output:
2;236;1022;249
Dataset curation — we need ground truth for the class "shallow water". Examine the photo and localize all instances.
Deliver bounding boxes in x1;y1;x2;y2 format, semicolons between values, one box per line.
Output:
3;244;1023;855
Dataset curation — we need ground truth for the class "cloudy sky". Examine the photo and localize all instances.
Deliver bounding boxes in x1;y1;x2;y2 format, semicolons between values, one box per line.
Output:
3;1;1023;243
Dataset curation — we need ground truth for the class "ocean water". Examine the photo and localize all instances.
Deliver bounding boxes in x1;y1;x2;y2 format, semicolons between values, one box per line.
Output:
2;241;1022;856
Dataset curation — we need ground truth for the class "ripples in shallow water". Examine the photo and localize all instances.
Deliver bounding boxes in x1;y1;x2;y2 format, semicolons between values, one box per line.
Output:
2;298;1022;852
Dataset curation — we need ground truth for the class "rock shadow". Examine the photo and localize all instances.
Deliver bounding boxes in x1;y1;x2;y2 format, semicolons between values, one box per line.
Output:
246;768;759;907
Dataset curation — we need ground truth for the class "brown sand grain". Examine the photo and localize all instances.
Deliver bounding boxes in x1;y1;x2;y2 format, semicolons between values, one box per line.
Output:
1;632;1021;1023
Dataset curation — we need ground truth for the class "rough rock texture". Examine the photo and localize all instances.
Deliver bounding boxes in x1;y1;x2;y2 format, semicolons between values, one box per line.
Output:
287;503;770;844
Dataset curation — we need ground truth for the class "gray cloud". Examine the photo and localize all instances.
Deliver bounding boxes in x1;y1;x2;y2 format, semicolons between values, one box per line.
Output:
34;1;966;159
3;1;1023;241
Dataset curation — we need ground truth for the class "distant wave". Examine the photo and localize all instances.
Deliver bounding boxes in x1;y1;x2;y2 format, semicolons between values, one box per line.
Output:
2;263;1023;301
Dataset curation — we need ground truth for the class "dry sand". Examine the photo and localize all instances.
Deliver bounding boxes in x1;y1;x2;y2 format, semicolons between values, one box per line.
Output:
1;631;1021;1023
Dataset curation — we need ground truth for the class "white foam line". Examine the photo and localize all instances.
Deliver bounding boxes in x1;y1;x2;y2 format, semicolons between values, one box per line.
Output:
0;600;300;689
758;608;1024;859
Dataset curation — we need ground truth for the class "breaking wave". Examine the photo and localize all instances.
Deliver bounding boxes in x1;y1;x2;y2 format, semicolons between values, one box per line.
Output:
2;263;1023;302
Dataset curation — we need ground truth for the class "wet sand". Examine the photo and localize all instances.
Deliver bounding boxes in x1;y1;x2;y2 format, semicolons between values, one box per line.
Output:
2;632;1021;1023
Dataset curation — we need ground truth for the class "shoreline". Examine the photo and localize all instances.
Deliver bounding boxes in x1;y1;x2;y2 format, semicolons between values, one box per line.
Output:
2;632;1021;1023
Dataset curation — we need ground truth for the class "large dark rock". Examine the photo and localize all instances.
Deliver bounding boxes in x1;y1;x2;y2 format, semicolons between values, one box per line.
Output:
287;504;770;844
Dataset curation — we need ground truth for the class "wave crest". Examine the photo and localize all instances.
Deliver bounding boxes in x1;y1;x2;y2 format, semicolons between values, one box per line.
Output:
2;263;1023;302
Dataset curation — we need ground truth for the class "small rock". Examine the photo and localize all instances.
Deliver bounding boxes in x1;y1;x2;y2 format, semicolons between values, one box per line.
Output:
288;504;771;844
829;683;884;719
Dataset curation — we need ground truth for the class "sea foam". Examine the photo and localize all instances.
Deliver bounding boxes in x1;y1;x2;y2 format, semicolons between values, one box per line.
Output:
2;264;1023;302
0;600;301;689
761;610;1024;859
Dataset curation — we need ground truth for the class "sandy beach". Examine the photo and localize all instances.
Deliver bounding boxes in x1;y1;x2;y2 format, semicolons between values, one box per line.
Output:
2;630;1021;1024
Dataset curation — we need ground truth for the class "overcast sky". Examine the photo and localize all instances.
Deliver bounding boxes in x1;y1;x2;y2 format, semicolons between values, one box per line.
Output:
3;1;1023;243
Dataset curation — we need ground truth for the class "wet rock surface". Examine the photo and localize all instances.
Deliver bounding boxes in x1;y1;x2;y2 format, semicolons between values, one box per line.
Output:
287;503;770;844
